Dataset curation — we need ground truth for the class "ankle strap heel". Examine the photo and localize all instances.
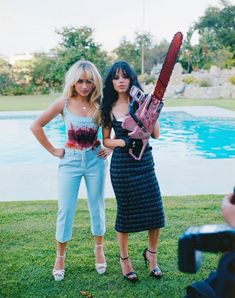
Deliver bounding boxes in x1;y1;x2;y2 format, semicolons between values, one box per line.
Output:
147;249;156;254
95;244;103;247
120;255;129;261
53;252;66;281
142;247;163;279
119;256;138;282
56;251;67;258
94;244;107;274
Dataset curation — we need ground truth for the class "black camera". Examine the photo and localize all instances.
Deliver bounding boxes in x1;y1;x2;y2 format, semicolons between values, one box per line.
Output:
178;224;235;273
178;224;235;297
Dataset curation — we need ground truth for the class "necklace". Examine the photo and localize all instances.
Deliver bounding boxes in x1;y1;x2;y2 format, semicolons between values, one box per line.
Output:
81;101;90;110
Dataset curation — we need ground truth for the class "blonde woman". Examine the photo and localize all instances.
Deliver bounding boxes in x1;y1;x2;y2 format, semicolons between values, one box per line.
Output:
30;60;110;281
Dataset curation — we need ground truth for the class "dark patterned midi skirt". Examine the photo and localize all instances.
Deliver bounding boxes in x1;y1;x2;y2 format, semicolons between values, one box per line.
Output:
110;146;165;233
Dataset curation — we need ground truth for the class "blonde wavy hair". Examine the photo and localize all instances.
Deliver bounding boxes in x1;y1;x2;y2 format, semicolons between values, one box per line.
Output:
62;60;103;125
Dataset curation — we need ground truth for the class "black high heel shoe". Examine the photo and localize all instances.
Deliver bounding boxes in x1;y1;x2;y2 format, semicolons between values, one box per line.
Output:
143;248;163;279
119;256;138;282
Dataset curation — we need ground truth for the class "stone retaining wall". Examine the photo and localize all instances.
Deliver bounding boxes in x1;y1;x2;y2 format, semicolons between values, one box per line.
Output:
145;64;235;99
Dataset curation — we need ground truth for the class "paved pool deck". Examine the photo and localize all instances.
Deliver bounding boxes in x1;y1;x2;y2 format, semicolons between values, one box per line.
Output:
1;106;235;202
164;106;235;118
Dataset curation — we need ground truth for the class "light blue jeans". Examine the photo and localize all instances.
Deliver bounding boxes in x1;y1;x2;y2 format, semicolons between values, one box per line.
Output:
56;147;107;243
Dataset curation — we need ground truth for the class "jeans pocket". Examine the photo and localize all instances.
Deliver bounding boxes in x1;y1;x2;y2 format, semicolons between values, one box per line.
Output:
58;156;65;167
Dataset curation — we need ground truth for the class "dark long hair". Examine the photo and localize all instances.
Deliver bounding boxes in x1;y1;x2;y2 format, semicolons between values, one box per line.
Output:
101;60;143;127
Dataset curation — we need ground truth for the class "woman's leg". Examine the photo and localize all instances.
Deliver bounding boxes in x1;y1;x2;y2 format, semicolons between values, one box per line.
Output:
144;228;162;277
54;154;82;273
52;241;67;281
85;151;106;237
117;231;128;259
85;172;106;267
94;235;105;264
94;235;106;274
53;241;67;270
56;150;84;241
85;151;106;272
117;232;137;280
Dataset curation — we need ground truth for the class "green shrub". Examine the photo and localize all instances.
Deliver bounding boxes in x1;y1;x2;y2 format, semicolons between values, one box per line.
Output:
182;75;197;84
0;85;24;96
228;75;235;85
35;86;50;95
138;73;156;85
12;86;27;95
0;84;33;96
198;78;211;87
0;84;51;95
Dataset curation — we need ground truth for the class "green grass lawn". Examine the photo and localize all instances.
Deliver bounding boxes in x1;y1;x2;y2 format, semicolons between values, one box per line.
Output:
1;195;225;298
0;95;234;111
0;95;56;111
0;95;233;296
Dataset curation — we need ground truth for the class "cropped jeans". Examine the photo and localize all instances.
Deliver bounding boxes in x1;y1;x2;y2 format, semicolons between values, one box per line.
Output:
56;147;107;243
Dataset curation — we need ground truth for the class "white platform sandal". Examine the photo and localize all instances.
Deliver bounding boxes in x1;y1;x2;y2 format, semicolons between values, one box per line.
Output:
94;244;107;274
52;253;66;281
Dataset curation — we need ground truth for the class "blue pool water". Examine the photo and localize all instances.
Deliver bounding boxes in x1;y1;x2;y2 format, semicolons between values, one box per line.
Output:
1;112;235;164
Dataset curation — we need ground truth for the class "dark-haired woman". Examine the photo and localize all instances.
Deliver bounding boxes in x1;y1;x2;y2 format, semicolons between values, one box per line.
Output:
101;61;165;282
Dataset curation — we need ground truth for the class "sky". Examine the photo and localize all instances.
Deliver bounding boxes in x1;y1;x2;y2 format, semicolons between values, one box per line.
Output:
0;0;228;57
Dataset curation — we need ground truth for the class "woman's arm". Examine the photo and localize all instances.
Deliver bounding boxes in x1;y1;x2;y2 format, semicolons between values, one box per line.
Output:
30;97;65;157
151;120;160;139
102;126;125;149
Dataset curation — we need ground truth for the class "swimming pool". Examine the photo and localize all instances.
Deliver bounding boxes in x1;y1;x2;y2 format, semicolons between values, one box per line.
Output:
1;111;235;164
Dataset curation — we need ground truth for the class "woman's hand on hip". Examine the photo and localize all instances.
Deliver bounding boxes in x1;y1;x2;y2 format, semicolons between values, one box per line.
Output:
52;148;65;159
97;147;112;159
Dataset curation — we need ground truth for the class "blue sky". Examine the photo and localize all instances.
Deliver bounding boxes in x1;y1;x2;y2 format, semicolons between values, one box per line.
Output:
0;0;223;56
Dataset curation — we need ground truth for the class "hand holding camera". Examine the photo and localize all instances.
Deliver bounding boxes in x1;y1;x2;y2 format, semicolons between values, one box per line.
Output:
178;187;235;297
221;187;235;228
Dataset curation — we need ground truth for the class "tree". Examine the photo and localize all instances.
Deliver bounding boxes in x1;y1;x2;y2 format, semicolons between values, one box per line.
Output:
114;37;140;73
57;26;95;49
207;47;234;68
144;39;169;74
30;52;56;93
135;32;153;74
114;31;153;75
195;1;235;52
179;1;235;71
178;25;195;72
0;58;32;95
0;58;13;93
48;26;109;90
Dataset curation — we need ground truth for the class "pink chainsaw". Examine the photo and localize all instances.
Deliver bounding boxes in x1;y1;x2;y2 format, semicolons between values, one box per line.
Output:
122;31;183;160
